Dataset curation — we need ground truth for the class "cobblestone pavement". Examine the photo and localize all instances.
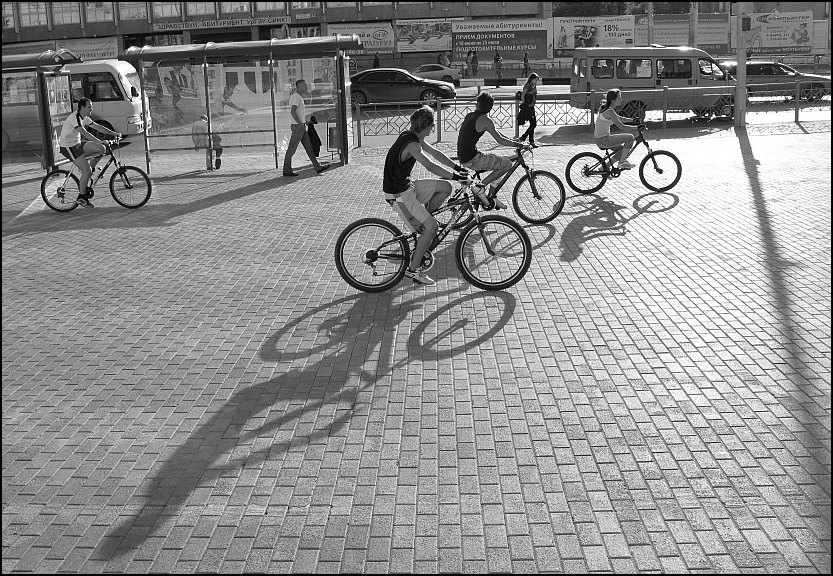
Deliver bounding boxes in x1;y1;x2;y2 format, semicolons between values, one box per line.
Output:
2;119;831;573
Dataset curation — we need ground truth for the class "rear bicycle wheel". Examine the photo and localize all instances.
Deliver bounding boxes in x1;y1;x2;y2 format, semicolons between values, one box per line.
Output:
455;215;532;291
565;152;608;194
512;170;566;224
41;170;80;212
639;150;681;192
110;165;152;208
335;218;410;292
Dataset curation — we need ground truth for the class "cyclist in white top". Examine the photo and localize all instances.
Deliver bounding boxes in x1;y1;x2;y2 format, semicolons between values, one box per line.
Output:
57;97;121;207
594;89;639;170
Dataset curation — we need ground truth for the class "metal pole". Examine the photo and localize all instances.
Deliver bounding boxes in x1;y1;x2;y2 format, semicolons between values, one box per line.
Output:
514;96;519;138
269;58;278;170
662;86;667;129
139;63;151;174
647;3;654;45
436;97;442;143
356;103;362;148
734;3;747;127
795;80;800;122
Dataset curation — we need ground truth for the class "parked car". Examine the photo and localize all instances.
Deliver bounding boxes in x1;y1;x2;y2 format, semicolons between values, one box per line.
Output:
350;68;456;106
410;64;462;84
721;60;831;101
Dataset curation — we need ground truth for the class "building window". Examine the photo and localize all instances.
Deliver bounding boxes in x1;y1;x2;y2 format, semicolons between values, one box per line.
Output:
290;2;320;8
118;2;147;19
52;2;81;25
85;2;114;22
19;2;48;26
187;2;215;15
326;2;355;7
255;1;286;10
152;2;182;17
2;3;14;28
362;2;389;5
221;2;250;12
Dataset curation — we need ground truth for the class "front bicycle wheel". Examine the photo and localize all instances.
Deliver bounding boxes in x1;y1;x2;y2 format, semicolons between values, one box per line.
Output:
455;215;532;291
512;170;566;224
41;170;80;212
565;152;608;194
110;166;152;208
335;218;410;293
639;150;681;192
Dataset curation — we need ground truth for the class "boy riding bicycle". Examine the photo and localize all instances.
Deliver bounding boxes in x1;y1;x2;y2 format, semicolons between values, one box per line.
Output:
384;106;471;286
58;98;122;208
457;91;524;210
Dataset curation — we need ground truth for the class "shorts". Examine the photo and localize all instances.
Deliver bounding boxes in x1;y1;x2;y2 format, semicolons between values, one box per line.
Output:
462;151;512;173
384;179;445;233
59;143;86;163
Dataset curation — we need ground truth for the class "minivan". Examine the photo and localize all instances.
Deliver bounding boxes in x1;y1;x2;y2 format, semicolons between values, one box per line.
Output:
570;46;735;120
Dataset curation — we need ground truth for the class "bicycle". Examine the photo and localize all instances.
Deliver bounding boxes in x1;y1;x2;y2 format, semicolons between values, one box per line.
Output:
457;144;566;228
41;138;152;212
334;175;533;292
564;124;682;194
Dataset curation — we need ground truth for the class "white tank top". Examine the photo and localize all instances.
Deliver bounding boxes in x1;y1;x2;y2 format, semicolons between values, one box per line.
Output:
594;109;615;138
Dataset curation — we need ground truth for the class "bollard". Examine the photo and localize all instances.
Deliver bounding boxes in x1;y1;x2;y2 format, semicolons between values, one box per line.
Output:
356;103;362;148
795;80;800;123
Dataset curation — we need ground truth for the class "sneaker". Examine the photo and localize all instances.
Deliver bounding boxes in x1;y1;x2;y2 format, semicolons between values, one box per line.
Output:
76;196;93;208
215;158;222;169
619;160;636;170
405;268;435;286
475;186;507;210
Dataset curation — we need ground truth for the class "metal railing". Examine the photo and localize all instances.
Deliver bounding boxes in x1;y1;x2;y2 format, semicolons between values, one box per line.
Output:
352;81;830;146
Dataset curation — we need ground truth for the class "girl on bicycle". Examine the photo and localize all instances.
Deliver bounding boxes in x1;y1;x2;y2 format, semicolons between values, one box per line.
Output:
594;89;639;170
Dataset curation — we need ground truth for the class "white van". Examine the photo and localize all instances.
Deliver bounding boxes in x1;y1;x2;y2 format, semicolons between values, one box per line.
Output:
65;59;151;137
570;46;734;120
1;59;150;151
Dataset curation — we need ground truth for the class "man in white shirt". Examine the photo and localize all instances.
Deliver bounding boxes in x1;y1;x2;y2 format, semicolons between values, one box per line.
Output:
58;97;121;207
282;79;330;177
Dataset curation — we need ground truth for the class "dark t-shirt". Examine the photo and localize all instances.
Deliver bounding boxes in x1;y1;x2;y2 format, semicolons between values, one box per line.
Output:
383;131;419;194
457;111;486;164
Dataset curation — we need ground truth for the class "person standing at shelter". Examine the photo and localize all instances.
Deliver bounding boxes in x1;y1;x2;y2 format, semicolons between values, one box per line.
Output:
283;79;331;177
373;54;380;68
493;50;503;84
192;114;224;170
522;52;530;78
465;50;473;78
471;51;479;76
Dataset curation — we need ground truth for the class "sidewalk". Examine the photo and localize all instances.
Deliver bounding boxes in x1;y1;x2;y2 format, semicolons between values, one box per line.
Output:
2;120;831;573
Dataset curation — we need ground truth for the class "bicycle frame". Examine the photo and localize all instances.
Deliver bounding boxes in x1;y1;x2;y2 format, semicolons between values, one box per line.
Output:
590;127;653;177
477;148;533;200
57;147;118;190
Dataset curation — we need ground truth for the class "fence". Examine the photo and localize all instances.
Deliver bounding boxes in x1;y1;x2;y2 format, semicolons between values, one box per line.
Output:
352;81;831;146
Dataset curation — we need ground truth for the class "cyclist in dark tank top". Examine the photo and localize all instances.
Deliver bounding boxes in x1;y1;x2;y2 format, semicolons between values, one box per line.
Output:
456;91;522;209
383;105;471;286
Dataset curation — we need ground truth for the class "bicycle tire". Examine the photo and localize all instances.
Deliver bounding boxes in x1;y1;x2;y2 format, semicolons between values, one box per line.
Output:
455;214;532;291
512;170;566;224
565;152;608;194
109;166;152;208
335;218;410;293
639;150;681;193
41;170;80;212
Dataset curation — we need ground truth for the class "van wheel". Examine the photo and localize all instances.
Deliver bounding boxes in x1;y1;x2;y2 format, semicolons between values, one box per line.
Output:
89;120;114;140
621;101;646;122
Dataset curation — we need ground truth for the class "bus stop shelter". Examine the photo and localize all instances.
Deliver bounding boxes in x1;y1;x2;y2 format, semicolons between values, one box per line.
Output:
1;49;84;170
118;35;362;174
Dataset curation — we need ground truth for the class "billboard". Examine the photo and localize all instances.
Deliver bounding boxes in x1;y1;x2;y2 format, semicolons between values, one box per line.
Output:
327;22;394;54
746;11;813;54
396;18;453;53
696;13;730;55
56;36;119;61
553;16;635;56
451;19;551;61
635;14;688;47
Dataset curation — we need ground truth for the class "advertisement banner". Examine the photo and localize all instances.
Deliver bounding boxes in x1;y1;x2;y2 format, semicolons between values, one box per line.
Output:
55;36;119;61
553;16;634;56
46;75;72;119
1;40;56;56
153;16;291;31
452;19;551;61
747;11;813;54
634;14;688;47
396;18;453;53
696;13;730;55
327;22;394;54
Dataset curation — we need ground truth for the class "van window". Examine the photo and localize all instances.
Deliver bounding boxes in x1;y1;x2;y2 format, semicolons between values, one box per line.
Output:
616;59;651;79
592;59;613;79
656;59;692;80
698;59;725;81
71;72;125;102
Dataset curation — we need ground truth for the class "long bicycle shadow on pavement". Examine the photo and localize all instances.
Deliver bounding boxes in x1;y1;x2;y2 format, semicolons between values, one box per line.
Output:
557;191;680;263
95;287;517;562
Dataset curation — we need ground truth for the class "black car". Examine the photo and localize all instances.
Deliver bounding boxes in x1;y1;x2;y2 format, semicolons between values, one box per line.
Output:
350;68;456;106
721;60;831;101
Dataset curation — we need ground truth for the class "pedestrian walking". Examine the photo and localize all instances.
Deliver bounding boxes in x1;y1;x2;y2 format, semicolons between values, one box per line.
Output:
283;79;331;177
493;50;503;85
472;51;479;76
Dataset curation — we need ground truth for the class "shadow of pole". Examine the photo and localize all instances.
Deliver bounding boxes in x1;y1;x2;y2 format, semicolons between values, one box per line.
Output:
734;126;825;472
